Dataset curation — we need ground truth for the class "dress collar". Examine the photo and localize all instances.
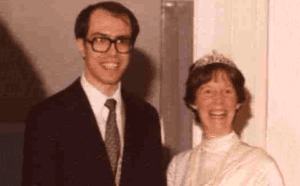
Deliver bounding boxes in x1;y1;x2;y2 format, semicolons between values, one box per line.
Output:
202;132;240;153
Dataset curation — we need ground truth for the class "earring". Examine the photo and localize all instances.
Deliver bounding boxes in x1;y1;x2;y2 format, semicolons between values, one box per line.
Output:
236;104;242;110
190;104;198;110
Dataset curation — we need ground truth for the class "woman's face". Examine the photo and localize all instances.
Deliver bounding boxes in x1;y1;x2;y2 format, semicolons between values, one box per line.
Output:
194;70;238;138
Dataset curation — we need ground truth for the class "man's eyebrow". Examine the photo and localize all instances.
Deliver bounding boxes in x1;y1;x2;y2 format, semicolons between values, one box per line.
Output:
90;32;109;38
115;35;131;39
90;32;131;39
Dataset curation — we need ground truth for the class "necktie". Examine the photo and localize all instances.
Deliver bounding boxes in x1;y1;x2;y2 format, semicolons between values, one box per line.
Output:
104;99;120;176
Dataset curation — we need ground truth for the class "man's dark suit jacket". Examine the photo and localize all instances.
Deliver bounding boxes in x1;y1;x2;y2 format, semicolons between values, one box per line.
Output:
22;79;163;186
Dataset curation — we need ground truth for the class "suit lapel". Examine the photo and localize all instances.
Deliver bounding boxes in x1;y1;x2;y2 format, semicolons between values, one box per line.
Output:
66;79;115;184
67;79;103;139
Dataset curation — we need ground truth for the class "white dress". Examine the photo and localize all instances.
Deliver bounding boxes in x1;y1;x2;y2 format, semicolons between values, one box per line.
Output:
167;132;285;186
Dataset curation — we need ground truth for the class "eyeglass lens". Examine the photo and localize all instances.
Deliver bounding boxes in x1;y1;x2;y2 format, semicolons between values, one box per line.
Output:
92;37;132;53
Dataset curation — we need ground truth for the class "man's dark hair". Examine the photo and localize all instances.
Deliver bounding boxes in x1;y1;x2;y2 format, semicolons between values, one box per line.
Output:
74;1;140;44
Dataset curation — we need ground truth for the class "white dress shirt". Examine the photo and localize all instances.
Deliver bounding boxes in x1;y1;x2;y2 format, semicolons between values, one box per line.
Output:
80;74;124;185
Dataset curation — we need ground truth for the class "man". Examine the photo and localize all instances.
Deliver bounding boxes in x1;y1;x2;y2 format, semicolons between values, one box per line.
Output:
22;2;163;186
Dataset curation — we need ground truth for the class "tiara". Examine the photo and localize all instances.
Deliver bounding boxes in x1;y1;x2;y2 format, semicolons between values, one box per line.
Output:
192;50;237;69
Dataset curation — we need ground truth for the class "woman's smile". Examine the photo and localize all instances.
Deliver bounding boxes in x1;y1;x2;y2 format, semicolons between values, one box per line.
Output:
209;110;227;118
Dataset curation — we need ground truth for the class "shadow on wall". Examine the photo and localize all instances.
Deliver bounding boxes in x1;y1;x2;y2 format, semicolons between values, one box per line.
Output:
121;48;169;186
0;17;45;186
121;48;156;100
0;18;45;123
233;88;252;137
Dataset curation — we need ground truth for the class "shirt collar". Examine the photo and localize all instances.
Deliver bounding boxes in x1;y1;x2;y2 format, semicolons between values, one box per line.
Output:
80;72;122;112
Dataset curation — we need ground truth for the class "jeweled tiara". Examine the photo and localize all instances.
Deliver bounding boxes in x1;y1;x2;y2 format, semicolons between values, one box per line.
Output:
192;50;237;70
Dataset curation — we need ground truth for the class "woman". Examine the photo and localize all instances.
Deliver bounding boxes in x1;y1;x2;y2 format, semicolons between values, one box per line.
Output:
167;51;284;186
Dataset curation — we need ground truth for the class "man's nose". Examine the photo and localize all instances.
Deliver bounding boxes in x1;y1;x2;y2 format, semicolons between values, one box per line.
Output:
107;43;118;55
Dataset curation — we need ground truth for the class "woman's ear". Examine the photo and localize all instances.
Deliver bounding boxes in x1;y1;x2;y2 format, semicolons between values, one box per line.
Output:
190;104;198;110
236;103;242;110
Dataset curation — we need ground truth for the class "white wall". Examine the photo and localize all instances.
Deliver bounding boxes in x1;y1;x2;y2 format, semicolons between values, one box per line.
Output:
268;0;300;185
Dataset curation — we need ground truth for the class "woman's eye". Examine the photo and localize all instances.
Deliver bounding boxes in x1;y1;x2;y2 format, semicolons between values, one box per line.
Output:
203;89;212;94
225;88;234;94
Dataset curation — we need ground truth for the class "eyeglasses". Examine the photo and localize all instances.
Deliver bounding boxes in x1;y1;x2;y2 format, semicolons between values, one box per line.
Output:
85;36;133;54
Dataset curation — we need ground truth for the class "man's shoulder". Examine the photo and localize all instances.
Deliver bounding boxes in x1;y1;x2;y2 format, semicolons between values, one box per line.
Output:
29;79;84;113
121;90;157;111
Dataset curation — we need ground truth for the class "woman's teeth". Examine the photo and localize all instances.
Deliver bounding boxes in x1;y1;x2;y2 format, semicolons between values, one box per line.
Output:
209;110;226;117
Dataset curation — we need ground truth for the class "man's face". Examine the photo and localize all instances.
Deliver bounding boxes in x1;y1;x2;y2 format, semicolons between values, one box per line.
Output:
77;10;132;94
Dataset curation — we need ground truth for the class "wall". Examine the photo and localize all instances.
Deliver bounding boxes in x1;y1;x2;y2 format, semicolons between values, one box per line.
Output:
268;0;300;185
1;0;161;112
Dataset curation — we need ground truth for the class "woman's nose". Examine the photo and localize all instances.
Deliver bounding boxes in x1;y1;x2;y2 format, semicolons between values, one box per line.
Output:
214;91;224;104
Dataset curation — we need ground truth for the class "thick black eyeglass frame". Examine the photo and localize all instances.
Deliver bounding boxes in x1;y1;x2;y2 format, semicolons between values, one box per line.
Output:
84;37;133;54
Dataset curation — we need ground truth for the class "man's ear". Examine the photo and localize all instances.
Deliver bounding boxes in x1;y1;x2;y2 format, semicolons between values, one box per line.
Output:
76;39;85;56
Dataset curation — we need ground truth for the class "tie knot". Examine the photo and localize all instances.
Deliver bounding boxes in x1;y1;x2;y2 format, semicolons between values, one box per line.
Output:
105;99;117;111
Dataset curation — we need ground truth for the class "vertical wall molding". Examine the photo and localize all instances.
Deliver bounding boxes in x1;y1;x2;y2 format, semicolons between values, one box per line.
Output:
161;1;194;155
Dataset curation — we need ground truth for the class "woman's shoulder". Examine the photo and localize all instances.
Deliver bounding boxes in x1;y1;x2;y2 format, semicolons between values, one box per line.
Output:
171;145;200;164
236;142;279;168
167;146;201;186
234;143;285;185
168;145;203;176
